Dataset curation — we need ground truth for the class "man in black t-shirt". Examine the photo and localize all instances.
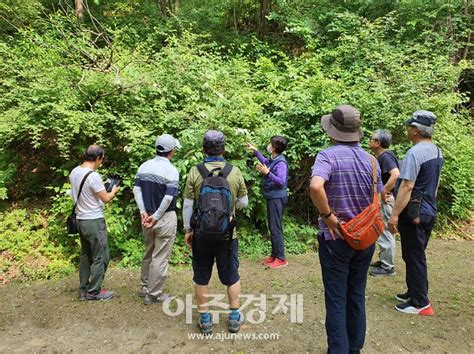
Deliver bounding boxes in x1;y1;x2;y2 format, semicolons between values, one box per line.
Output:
369;129;400;276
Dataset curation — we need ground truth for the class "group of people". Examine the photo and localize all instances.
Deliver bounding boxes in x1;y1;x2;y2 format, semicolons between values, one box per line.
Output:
310;105;443;353
69;104;443;353
69;129;289;335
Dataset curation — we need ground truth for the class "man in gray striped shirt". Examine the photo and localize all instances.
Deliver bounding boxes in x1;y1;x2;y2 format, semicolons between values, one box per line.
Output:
133;134;180;305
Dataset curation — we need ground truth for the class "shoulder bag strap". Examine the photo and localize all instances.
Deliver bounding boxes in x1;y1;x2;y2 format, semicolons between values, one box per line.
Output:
72;170;94;213
370;156;378;203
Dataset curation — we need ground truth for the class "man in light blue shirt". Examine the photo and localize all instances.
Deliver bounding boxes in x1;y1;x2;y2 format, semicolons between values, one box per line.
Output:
389;110;443;316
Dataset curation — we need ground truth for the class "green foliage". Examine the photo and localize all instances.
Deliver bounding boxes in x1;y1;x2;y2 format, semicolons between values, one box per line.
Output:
0;0;472;278
238;216;317;259
0;209;74;283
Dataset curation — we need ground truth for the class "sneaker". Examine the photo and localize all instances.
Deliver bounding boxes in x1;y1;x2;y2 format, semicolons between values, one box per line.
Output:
137;287;148;298
78;290;87;301
86;289;114;301
262;256;276;265
369;266;396;277
395;301;434;316
267;258;288;269
395;292;411;303
228;313;244;333
198;317;213;335
157;293;173;302
370;261;382;268
143;294;157;305
143;293;172;305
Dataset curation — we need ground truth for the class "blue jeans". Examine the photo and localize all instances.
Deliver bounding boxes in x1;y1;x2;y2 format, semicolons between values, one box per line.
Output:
318;233;375;354
267;197;288;260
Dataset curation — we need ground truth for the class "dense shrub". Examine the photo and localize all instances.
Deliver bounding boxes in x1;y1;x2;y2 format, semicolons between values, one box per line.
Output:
0;209;74;283
0;0;472;274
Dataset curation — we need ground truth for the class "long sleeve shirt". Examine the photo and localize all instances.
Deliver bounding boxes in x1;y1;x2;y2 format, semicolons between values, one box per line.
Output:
255;150;288;187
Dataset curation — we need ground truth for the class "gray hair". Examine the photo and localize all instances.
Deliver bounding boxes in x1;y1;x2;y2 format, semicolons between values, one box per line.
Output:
372;129;392;148
412;122;434;138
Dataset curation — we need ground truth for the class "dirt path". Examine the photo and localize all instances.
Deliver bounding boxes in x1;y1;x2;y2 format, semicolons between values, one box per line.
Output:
0;239;473;353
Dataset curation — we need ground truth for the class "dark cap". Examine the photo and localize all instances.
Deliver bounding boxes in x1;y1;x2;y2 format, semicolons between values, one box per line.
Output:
321;105;363;142
404;110;436;127
203;130;225;148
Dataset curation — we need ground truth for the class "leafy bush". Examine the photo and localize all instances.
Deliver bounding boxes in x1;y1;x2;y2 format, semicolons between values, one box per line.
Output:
0;0;472;277
0;209;74;283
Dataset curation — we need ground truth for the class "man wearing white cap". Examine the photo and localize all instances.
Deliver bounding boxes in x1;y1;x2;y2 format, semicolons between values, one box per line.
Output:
133;134;181;305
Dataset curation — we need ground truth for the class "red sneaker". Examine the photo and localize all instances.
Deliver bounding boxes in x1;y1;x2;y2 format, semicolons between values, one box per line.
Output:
267;258;288;269
395;302;434;316
262;256;276;265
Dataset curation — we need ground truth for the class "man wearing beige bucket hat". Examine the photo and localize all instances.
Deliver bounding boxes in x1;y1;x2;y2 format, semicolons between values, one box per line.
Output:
310;104;383;353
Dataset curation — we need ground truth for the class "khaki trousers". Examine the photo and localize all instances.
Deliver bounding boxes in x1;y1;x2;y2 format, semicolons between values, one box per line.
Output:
140;211;177;297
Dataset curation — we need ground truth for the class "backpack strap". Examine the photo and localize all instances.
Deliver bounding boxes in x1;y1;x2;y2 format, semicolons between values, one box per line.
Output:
220;163;233;178
196;163;211;179
196;162;233;179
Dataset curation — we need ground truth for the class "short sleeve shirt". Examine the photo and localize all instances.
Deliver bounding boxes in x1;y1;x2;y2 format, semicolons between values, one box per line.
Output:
184;161;247;239
377;150;399;186
311;143;383;240
183;161;247;205
69;166;105;220
398;142;443;216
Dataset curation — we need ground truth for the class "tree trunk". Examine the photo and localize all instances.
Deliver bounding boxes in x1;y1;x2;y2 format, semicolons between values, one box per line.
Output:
462;0;471;60
175;0;180;14
75;0;84;19
257;0;272;39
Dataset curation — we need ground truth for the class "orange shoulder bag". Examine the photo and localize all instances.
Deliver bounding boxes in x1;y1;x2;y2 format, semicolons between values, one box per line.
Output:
339;156;384;250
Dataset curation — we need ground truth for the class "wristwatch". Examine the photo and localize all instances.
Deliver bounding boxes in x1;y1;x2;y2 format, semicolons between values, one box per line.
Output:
183;228;193;233
320;211;333;220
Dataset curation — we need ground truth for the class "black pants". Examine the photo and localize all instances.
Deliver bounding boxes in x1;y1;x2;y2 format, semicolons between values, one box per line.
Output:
399;213;436;307
267;197;288;260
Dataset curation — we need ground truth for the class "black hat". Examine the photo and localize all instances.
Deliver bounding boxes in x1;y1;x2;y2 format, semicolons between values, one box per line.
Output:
203;130;225;148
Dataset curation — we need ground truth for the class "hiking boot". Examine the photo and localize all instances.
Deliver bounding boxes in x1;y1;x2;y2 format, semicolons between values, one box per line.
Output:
395;292;411;303
262;256;276;265
395;301;434;316
86;290;114;301
370;261;382;268
137;287;148;298
228;313;244;333
369;266;396;277
78;290;87;301
198;317;213;335
267;258;288;269
143;293;172;305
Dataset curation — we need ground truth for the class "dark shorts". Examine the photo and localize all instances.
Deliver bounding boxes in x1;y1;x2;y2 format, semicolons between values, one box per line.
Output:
192;237;240;286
